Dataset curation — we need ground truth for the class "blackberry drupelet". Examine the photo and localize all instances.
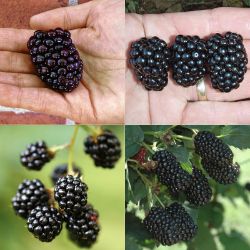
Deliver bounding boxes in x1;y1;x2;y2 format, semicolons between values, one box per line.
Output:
20;141;53;170
207;32;248;92
27;206;63;242
84;130;121;168
194;131;233;163
143;202;198;246
27;28;83;92
65;204;100;247
54;175;88;215
51;163;82;185
12;179;49;219
171;35;207;87
152;150;192;193
129;37;171;91
184;168;212;206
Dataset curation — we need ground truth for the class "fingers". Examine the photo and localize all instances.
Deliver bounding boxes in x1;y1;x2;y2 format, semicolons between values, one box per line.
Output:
30;2;94;30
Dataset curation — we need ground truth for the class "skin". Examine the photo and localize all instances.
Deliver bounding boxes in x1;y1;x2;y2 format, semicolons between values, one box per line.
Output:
0;0;125;124
126;8;250;125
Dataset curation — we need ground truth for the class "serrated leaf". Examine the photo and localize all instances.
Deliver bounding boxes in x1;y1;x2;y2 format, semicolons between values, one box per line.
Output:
167;145;190;162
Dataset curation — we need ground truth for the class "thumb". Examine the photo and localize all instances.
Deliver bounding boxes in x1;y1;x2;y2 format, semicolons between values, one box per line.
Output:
30;2;94;30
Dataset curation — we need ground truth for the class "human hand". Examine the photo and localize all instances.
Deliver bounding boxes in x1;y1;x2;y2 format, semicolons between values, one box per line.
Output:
126;8;250;124
0;0;124;124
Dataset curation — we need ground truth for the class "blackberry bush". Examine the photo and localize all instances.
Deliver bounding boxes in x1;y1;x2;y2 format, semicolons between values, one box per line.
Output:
129;37;171;91
27;28;83;92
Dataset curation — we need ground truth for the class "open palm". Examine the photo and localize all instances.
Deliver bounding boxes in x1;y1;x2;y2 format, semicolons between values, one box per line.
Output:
0;0;124;124
126;8;250;124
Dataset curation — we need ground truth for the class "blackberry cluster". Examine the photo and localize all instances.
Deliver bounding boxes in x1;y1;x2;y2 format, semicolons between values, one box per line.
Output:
84;130;121;168
27;206;63;242
194;131;240;184
51;164;82;185
54;175;88;215
207;32;248;92
152;150;192;193
65;204;100;247
143;202;197;246
12;179;49;219
184;168;212;206
129;37;171;91
27;28;83;92
171;35;207;87
20;141;53;170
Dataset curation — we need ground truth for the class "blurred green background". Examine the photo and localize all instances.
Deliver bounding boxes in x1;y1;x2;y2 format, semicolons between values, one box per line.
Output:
0;125;124;250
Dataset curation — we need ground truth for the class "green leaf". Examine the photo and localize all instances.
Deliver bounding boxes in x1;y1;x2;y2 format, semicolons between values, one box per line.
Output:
168;145;190;162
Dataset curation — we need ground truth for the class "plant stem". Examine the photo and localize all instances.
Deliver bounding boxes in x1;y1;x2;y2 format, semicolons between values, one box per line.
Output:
154;193;165;208
49;143;69;154
68;126;79;175
174;135;193;141
141;142;154;154
82;125;102;136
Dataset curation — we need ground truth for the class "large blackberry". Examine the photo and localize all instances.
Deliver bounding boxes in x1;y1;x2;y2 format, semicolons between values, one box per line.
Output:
51;163;82;185
201;159;240;184
84;130;121;168
12;179;49;219
65;204;100;247
27;206;63;242
184;168;212;206
143;202;198;246
152;150;192;193
20;141;53;170
27;28;83;92
207;32;248;92
171;35;207;87
194;131;233;163
129;37;171;91
54;175;88;215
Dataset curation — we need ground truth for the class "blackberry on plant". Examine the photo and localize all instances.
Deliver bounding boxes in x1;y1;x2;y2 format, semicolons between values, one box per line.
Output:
27;28;83;92
143;202;198;246
20;141;53;170
54;175;88;215
84;130;121;168
129;37;171;91
207;32;248;92
171;35;207;87
27;206;63;242
12;179;49;219
152;150;192;193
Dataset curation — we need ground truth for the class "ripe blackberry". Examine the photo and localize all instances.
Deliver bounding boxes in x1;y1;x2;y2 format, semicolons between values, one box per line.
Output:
50;163;82;185
171;35;207;87
184;168;212;206
54;175;88;215
12;179;49;219
143;202;197;246
20;141;53;170
129;37;171;91
207;32;248;92
201;159;240;184
65;204;100;247
84;130;121;168
194;131;233;163
27;206;63;242
152;150;192;193
27;28;83;92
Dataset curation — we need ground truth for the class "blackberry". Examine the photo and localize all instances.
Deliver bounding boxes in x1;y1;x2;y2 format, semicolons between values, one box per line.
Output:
65;204;100;247
20;141;53;170
129;37;171;91
51;163;82;185
143;202;197;246
184;168;212;206
54;175;88;215
27;28;83;92
201;159;240;184
194;131;233;163
152;150;192;193
27;206;63;242
207;32;248;92
171;35;207;87
12;179;49;219
84;130;121;168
